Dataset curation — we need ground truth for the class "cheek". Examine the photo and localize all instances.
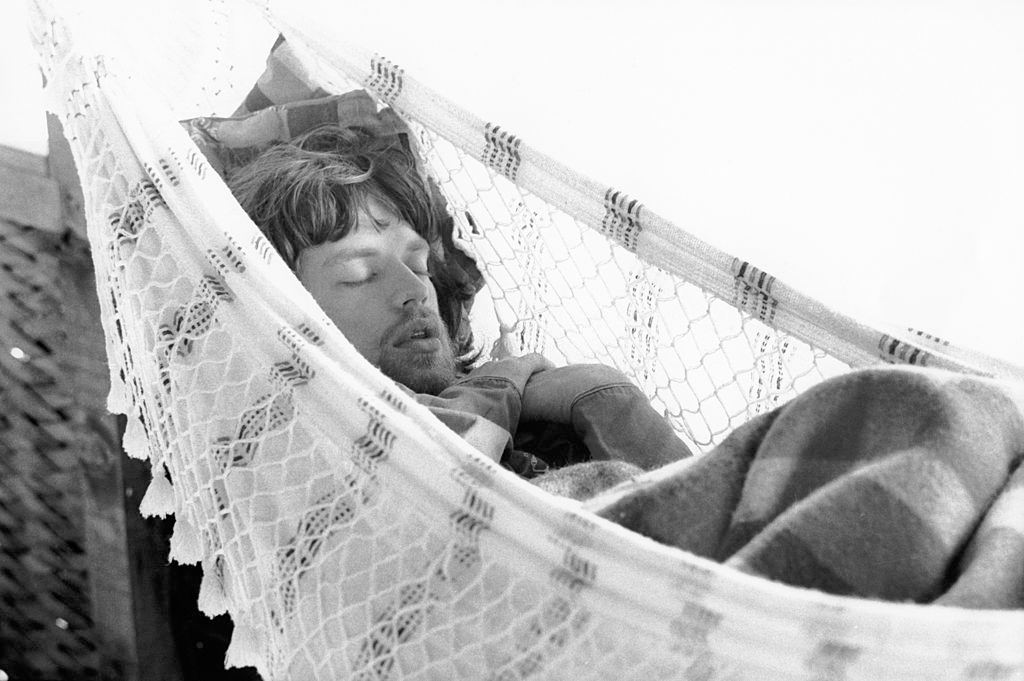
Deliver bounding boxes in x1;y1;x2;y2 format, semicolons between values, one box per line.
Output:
317;291;390;365
425;282;442;313
298;259;389;363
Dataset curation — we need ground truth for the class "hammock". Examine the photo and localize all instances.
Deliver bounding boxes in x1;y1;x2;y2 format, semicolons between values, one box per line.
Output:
28;1;1024;679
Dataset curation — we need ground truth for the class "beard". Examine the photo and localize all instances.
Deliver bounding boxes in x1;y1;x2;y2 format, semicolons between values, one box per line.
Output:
377;311;458;396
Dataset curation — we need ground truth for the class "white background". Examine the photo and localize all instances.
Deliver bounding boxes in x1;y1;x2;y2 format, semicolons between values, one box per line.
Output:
3;0;1023;364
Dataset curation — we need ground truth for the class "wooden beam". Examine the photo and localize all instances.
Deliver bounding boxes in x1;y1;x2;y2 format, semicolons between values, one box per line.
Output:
0;116;89;239
46;114;87;240
122;453;187;681
0;164;61;233
0;144;48;177
80;440;138;677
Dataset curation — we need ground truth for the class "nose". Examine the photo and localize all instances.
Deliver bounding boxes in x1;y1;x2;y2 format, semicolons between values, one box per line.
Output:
390;262;431;309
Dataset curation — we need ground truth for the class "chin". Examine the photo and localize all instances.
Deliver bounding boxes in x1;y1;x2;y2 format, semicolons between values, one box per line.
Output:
399;370;455;396
380;351;457;396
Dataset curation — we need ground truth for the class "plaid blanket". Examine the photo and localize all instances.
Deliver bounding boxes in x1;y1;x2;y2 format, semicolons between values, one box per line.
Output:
586;367;1024;609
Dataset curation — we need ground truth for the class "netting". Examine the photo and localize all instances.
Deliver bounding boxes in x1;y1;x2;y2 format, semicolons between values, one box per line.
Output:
28;1;1024;679
416;132;852;451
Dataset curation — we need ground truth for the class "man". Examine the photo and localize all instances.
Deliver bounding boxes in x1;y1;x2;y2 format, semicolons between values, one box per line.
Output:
228;124;693;498
228;123;1024;608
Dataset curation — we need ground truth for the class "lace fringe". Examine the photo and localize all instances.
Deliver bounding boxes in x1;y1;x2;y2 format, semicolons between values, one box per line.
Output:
138;464;176;517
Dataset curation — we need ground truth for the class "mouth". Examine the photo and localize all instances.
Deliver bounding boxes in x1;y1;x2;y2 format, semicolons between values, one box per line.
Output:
392;317;444;353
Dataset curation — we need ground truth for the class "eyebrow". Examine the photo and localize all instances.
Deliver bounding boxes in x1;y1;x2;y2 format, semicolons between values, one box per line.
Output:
323;240;429;268
325;247;379;267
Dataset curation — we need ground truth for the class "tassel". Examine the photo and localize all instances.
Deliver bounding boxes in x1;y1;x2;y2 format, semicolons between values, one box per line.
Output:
122;413;149;460
139;465;176;517
490;326;516;360
224;623;262;669
106;372;128;414
169;517;203;564
197;562;230;617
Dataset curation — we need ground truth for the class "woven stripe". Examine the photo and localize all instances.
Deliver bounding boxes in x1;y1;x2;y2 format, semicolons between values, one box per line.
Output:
251;233;275;264
483;123;523;181
601;189;643;252
731;259;777;295
729;259;779;324
366;54;404;105
270;326;317;387
669;601;724;656
185;148;208;180
908;328;950;347
877;334;930;366
207;234;246;275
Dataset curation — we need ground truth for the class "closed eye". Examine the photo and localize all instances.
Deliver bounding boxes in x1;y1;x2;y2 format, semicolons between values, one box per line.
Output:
407;257;430;277
339;272;378;286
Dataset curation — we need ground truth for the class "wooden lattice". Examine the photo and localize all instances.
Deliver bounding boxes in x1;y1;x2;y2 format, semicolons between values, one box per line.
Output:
0;211;107;677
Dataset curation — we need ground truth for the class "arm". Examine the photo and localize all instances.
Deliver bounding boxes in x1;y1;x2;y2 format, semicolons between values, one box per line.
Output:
521;364;693;470
413;353;554;462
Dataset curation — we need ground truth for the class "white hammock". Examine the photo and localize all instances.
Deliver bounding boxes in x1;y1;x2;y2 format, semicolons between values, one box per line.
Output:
29;1;1024;679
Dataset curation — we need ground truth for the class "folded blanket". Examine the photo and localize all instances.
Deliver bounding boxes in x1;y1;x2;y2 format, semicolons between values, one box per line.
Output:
585;366;1024;608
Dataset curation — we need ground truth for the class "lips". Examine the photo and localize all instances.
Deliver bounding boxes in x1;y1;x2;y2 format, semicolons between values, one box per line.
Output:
390;315;444;353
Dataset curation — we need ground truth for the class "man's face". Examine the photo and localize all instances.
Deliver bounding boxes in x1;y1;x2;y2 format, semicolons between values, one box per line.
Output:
296;197;458;395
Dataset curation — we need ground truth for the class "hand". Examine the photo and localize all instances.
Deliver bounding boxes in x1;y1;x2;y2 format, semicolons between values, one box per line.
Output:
506;352;556;375
462;352;555;386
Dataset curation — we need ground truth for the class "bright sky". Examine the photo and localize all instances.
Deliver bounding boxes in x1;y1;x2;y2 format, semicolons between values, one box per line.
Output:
3;0;1023;364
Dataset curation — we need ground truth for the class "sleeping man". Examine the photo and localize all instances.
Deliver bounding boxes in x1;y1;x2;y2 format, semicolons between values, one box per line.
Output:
228;123;694;499
228;123;1024;608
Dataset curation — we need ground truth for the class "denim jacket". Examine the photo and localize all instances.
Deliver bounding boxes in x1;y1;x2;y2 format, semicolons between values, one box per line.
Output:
411;363;692;477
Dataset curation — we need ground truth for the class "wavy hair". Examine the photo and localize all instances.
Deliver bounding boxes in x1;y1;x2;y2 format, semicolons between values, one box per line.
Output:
228;124;478;369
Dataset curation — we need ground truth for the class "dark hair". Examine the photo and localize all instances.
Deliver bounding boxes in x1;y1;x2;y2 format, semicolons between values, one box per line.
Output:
228;124;478;368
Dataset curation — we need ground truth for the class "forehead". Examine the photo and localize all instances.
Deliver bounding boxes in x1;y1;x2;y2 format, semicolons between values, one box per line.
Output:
339;220;426;253
304;208;428;268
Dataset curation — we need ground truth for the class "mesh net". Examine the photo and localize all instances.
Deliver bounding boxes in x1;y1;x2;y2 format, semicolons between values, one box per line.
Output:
416;130;853;451
28;1;1024;679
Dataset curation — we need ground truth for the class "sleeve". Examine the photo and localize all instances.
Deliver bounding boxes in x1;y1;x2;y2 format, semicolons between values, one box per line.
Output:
411;359;541;462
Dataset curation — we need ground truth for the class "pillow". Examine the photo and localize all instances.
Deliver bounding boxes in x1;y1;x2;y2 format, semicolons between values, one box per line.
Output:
182;89;412;182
